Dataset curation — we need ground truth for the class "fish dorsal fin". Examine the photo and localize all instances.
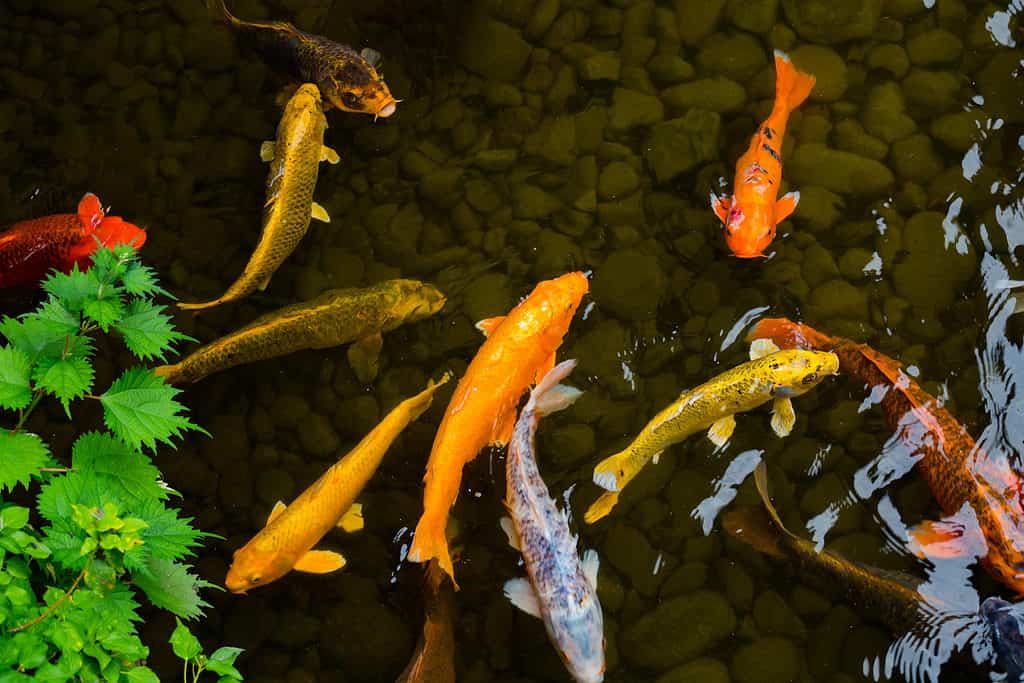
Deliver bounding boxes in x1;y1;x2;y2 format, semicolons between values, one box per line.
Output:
503;577;542;618
266;501;287;526
707;415;736;448
259;141;275;162
293;549;347;574
360;47;382;68
582;549;600;589
749;338;780;360
775;191;800;223
337;503;363;533
500;516;520;551
311;202;331;223
475;316;506;337
77;192;105;231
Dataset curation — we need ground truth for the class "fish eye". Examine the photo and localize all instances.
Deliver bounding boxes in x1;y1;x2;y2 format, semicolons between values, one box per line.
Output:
801;373;818;385
250;575;261;584
341;91;361;108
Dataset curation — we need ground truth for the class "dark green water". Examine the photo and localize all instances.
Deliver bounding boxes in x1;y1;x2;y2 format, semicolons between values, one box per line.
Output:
1;0;1023;681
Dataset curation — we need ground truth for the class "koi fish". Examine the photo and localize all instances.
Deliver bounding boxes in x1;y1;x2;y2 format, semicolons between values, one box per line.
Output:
585;339;838;523
157;279;445;385
981;598;1024;681
179;84;339;312
711;50;816;258
206;0;398;118
0;193;146;289
747;318;1024;595
502;360;605;683
407;272;589;585
226;373;450;593
395;559;456;683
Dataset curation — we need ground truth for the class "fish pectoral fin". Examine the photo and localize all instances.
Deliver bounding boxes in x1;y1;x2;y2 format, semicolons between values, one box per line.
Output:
256;273;273;292
533;351;557;386
710;192;731;225
77;192;105;231
474;315;506;337
771;397;796;437
775;191;800;223
907;506;987;560
651;450;663;465
259;140;276;162
293;549;347;574
311;202;331;223
500;516;521;551
321;145;341;164
582;549;600;589
490;409;516;447
749;337;781;360
707;415;736;448
360;47;383;68
347;332;384;384
584;491;619;524
266;500;287;526
337;503;364;533
503;577;543;619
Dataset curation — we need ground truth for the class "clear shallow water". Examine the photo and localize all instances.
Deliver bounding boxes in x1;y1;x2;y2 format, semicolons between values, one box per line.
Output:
0;0;1023;681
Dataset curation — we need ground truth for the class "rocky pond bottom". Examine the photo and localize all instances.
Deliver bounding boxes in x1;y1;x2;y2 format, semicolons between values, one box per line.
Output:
1;0;1022;681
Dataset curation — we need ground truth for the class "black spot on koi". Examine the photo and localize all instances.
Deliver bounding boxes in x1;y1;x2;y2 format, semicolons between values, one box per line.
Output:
762;143;781;162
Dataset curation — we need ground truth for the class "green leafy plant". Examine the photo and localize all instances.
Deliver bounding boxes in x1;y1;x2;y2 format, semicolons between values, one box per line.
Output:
170;619;243;683
0;246;242;680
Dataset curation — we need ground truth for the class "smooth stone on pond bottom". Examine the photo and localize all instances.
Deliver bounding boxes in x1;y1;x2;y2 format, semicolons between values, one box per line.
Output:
547;423;596;467
592;248;667;320
726;0;778;34
458;10;532;81
862;82;916;142
580;51;622;81
732;636;801;683
598;161;641;199
782;0;881;43
907;28;963;65
929;110;984;151
793;185;844;230
807;278;869;320
648;55;696;84
603;523;666;597
790;45;847;101
802;243;840;287
753;590;808;639
866;43;910;79
890;133;943;182
833;119;888;161
656;657;730;683
609;87;665;133
696;32;767;81
299;413;341;457
621;590;736;670
675;0;726;45
787;143;895;195
901;68;961;112
891;211;976;311
661;77;746;113
322;602;411;680
644;109;721;183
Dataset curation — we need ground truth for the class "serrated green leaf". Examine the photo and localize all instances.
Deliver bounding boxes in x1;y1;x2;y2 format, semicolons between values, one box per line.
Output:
132;558;211;619
0;431;51;493
169;617;202;661
38;470;112;533
114;300;193;362
87;248;127;283
82;294;123;333
0;506;29;531
32;300;80;336
71;433;167;505
41;265;97;313
32;355;93;416
135;499;204;561
121;264;171;299
0;316;68;363
99;368;205;452
0;347;32;410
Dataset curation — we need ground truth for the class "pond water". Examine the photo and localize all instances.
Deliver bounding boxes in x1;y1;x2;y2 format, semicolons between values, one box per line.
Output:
1;0;1023;681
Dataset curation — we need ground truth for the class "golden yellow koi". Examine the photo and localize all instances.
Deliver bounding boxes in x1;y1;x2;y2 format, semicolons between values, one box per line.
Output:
226;374;450;593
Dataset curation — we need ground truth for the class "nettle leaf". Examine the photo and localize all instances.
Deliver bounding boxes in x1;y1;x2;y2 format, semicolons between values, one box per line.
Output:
115;300;194;362
0;430;52;493
135;499;205;561
0;316;70;363
32;355;93;417
121;263;171;299
82;289;124;333
169;618;202;661
0;346;33;410
38;470;113;532
132;557;212;620
100;368;206;452
32;299;80;337
42;265;97;313
71;433;167;504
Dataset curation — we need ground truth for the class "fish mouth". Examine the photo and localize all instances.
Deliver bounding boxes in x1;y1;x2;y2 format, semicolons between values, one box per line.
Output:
374;99;400;120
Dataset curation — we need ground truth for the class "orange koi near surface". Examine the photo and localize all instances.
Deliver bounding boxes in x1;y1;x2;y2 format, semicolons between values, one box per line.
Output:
711;51;816;258
748;318;1024;595
0;193;146;288
406;272;589;586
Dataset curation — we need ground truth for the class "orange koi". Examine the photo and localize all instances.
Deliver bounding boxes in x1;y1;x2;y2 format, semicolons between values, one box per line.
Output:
748;318;1024;595
396;560;456;683
711;51;815;258
225;374;449;593
406;272;589;586
0;193;146;288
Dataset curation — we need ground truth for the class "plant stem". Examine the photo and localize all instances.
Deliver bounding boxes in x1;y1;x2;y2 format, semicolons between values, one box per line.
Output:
13;391;44;433
9;566;86;633
38;467;70;473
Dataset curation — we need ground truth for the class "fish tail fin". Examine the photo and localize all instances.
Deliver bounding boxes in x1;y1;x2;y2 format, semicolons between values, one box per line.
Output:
527;359;582;417
746;317;834;351
592;450;628;492
206;0;238;25
177;299;222;312
773;50;816;112
722;461;793;558
408;517;459;590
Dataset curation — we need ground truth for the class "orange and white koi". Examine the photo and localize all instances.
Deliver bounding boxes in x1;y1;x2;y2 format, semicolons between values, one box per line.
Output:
407;272;589;586
225;374;450;593
711;51;815;258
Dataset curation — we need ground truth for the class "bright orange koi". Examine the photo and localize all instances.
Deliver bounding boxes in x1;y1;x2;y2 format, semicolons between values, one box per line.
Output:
711;51;815;258
225;374;450;593
748;318;1024;595
406;272;589;586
